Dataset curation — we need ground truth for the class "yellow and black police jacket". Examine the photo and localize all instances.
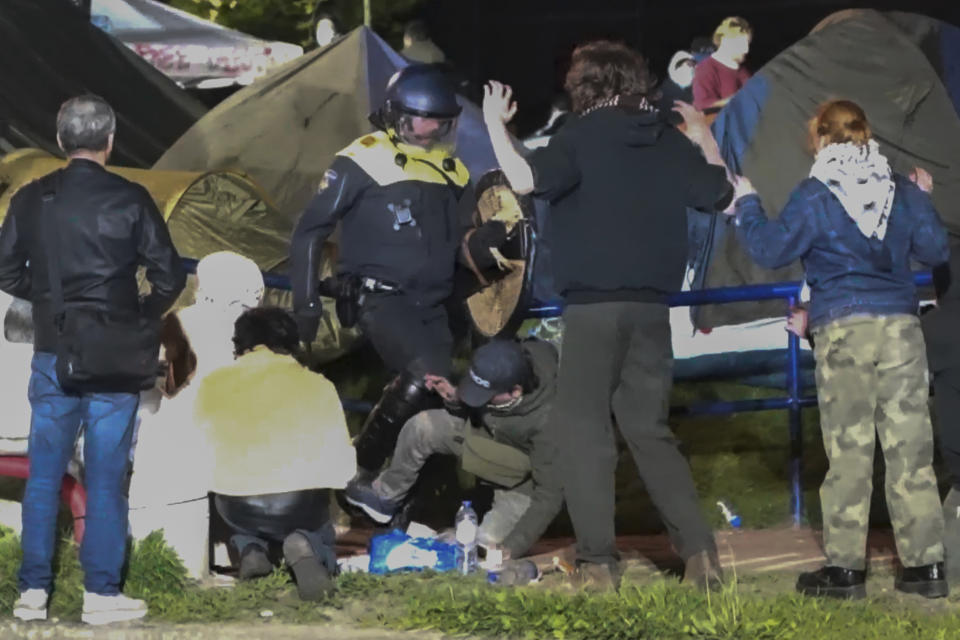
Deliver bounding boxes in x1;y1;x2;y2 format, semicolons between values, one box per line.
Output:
289;131;475;316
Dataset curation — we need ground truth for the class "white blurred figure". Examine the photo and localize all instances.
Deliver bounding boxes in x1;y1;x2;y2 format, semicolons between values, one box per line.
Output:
0;291;33;456
180;251;266;378
0;291;34;534
313;13;339;49
129;251;264;580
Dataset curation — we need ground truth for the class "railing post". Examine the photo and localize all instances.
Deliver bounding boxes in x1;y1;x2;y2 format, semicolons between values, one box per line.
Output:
786;295;804;527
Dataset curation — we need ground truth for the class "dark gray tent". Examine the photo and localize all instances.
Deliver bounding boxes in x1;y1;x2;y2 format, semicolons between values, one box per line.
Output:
696;10;960;328
0;0;206;167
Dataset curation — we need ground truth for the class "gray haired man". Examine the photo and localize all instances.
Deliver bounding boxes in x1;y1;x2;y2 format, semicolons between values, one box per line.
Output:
0;95;185;624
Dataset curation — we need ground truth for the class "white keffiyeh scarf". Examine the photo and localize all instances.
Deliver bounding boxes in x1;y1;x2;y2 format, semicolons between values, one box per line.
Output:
809;140;896;241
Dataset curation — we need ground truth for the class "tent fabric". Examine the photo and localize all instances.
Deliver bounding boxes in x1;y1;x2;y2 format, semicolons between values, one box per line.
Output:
154;26;500;221
698;10;960;328
0;0;206;168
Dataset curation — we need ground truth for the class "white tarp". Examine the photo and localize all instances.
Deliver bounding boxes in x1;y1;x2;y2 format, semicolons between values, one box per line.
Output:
91;0;302;89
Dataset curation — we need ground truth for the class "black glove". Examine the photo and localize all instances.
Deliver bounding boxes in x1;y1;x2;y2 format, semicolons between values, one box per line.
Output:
294;312;321;343
466;220;509;270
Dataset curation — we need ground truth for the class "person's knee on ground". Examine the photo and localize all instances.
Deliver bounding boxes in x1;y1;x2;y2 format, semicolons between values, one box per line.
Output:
283;529;336;601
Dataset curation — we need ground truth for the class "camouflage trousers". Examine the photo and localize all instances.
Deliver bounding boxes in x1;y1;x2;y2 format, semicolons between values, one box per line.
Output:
812;314;944;570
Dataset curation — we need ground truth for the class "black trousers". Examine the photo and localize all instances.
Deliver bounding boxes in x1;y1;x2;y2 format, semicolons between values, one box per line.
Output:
923;304;960;490
214;489;336;571
934;371;960;490
552;301;715;566
358;293;453;378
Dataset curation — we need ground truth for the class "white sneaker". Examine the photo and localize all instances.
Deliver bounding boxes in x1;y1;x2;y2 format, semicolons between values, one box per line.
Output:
13;588;48;622
81;592;147;625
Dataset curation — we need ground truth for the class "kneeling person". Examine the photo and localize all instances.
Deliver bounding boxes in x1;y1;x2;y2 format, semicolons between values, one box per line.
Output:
347;339;562;559
195;308;356;600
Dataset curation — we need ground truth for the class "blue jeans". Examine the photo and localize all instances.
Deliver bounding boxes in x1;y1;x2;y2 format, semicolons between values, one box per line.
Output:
19;352;139;595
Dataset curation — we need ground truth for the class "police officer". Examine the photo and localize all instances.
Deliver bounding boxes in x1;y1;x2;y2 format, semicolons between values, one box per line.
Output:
290;64;510;481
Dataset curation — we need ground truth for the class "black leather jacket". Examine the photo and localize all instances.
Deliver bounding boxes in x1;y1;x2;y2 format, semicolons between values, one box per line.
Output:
0;160;185;353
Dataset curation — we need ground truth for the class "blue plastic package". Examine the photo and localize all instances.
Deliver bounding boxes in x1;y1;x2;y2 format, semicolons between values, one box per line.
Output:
368;529;459;574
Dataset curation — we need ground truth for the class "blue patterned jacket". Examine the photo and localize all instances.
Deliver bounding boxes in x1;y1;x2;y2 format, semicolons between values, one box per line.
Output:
735;174;949;329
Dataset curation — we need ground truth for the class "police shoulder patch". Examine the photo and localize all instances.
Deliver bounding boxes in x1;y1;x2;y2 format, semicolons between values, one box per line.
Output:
317;168;338;193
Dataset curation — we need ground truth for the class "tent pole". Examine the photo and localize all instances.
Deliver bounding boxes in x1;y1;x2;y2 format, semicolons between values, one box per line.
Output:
363;0;371;26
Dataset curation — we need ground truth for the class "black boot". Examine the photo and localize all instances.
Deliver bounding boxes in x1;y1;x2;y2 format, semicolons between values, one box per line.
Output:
796;566;866;599
353;371;440;473
895;563;948;599
237;545;273;581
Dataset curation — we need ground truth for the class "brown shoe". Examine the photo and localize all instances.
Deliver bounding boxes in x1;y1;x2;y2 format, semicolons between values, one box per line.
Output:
683;549;724;591
566;561;621;593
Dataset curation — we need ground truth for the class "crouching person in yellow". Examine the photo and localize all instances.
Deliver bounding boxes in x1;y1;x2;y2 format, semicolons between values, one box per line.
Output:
194;307;356;600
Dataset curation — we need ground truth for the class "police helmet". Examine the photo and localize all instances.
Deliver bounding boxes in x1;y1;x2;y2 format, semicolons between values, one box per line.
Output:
382;64;462;120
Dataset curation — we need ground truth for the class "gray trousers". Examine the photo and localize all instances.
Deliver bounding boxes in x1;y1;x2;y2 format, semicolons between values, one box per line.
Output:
374;409;533;547
551;301;715;566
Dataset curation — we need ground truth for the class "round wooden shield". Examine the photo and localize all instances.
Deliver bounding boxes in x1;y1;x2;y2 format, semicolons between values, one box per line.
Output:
465;170;537;338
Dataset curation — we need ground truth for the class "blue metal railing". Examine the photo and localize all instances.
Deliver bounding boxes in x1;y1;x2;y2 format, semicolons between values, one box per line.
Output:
182;257;933;526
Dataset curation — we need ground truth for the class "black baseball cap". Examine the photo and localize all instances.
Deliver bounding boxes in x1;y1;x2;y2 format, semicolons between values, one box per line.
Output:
458;340;528;408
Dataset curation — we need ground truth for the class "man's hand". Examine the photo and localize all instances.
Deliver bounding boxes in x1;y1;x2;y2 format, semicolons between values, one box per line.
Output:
786;307;808;339
733;175;757;201
424;374;458;403
673;100;710;142
910;166;933;194
483;81;518;126
294;312;321;344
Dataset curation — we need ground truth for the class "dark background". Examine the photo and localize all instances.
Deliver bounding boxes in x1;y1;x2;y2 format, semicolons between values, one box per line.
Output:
422;0;960;135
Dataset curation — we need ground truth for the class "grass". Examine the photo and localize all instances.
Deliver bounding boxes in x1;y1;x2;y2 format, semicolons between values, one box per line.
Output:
2;528;959;639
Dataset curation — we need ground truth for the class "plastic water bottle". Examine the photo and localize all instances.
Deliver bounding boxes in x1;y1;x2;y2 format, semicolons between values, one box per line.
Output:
454;500;479;575
717;500;742;529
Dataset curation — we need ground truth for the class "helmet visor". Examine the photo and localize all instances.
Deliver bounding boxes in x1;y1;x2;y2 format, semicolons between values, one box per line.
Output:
395;113;458;150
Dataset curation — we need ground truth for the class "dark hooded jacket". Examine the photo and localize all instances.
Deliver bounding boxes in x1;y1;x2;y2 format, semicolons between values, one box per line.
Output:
475;339;561;557
527;105;732;304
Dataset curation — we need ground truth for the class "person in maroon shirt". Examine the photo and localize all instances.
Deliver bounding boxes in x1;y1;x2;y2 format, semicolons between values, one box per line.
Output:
692;16;753;112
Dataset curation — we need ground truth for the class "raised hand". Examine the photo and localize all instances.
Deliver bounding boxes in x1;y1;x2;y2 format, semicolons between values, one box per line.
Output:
909;166;933;194
733;175;757;201
672;100;709;139
483;81;519;126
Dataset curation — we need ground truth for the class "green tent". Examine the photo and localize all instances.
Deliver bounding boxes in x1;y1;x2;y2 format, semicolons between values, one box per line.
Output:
153;26;501;222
